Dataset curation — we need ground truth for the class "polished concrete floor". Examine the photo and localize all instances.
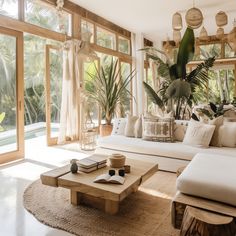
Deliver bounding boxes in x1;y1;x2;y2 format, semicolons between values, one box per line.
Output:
0;136;92;236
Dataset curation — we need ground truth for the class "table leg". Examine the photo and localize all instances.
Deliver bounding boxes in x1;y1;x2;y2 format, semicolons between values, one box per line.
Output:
70;190;81;205
105;199;119;215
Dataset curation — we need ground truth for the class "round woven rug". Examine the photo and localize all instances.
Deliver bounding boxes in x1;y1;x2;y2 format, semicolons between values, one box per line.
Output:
23;180;179;236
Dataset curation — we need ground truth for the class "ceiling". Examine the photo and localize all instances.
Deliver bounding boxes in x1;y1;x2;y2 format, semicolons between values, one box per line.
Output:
71;0;236;44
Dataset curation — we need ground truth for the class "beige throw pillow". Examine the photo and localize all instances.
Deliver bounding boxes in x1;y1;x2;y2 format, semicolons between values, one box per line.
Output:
219;123;236;147
208;116;224;147
183;119;215;148
174;120;188;142
124;115;138;137
134;116;142;138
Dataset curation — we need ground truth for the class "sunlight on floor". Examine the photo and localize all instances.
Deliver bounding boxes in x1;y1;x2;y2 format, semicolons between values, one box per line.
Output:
139;186;173;200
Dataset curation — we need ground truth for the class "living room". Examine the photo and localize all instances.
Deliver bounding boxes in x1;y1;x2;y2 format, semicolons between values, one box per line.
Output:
0;0;236;235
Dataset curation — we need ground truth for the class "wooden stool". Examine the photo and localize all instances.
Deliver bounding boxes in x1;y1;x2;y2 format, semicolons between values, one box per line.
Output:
180;206;236;236
176;166;186;177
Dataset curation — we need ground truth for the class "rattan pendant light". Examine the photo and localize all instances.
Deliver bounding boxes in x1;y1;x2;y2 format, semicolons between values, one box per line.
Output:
172;12;183;31
199;26;209;41
215;11;228;27
185;7;203;29
216;27;224;40
173;30;181;46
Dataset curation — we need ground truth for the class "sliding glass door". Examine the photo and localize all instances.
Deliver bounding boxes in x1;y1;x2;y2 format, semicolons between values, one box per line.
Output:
0;27;24;164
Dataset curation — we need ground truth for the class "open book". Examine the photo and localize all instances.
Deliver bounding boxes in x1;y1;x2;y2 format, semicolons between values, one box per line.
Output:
94;174;125;185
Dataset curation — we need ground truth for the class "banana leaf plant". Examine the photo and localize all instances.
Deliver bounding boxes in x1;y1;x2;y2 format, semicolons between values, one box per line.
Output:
141;27;215;119
85;59;136;125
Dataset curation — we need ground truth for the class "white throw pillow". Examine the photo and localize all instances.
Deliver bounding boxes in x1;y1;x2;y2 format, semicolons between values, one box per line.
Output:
111;118;127;135
183;119;215;148
124;115;138;137
219;123;236;147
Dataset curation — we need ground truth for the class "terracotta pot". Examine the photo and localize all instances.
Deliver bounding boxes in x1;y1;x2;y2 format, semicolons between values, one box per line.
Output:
99;124;113;137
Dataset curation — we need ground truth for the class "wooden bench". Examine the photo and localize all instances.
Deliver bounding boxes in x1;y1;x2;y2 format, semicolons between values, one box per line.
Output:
40;164;70;187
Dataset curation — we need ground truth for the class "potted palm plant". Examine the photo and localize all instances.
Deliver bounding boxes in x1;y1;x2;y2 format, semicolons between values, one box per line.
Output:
85;59;135;136
142;27;215;119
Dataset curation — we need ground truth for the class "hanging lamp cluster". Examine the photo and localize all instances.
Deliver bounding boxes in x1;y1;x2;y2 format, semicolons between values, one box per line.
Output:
170;1;230;45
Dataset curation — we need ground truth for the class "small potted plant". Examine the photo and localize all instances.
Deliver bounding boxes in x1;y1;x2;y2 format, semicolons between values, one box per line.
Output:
85;59;135;136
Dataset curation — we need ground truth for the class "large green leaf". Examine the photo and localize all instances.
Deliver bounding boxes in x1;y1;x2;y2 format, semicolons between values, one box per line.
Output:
176;27;195;79
143;82;165;110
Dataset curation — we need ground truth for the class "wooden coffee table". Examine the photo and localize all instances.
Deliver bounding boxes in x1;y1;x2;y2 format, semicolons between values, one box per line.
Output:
42;158;158;215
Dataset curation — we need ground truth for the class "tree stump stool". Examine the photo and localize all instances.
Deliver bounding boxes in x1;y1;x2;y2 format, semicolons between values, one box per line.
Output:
180;206;236;236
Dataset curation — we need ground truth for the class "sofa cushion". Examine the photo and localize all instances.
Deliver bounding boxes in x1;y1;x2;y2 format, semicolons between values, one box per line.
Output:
183;119;215;148
97;135;236;161
174;120;189;142
125;114;138;137
177;153;236;206
111;118;127;135
209;116;224;147
142;116;174;142
134;115;142;138
219;122;236;147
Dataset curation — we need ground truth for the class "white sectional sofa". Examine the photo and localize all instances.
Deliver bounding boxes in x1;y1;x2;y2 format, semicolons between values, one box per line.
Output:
96;135;236;172
95;116;236;172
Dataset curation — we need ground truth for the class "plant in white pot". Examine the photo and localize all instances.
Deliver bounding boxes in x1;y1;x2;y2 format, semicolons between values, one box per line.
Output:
85;59;135;136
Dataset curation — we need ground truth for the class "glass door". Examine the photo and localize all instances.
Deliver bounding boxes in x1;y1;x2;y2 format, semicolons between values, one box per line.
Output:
45;45;63;146
0;27;24;164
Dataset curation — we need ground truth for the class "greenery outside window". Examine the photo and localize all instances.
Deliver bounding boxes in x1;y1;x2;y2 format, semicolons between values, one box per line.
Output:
225;43;236;58
96;26;116;50
199;44;221;59
118;36;130;54
0;0;18;19
25;0;72;36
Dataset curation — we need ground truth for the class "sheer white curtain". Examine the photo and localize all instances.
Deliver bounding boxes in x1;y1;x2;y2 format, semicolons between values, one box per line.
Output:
57;40;82;144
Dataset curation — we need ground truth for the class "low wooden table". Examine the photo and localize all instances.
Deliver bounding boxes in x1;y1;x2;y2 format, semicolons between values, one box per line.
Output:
41;158;158;215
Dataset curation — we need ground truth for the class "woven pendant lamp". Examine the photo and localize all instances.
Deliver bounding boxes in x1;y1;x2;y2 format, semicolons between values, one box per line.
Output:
199;27;208;41
173;30;181;46
185;7;203;29
215;11;228;27
172;12;183;31
216;27;224;40
163;39;173;56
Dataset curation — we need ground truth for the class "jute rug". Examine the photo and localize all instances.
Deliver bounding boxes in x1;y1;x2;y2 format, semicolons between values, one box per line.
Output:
23;180;179;236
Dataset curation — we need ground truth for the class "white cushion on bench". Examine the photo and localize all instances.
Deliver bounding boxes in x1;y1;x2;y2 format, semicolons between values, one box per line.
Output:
177;153;236;206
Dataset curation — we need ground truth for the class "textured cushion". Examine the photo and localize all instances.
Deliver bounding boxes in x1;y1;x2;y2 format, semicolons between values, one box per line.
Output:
124;115;138;137
134;116;142;138
174;120;189;142
219;122;236;147
111;118;127;135
177;153;236;206
183;119;215;148
142;116;174;142
209;116;224;147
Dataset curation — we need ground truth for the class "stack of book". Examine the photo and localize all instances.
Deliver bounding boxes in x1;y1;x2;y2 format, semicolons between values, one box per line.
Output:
77;154;107;173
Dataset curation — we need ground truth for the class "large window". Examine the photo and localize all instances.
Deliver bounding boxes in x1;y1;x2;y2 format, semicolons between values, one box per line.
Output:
118;36;130;55
25;0;72;35
0;0;18;18
96;26;116;50
24;33;62;126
